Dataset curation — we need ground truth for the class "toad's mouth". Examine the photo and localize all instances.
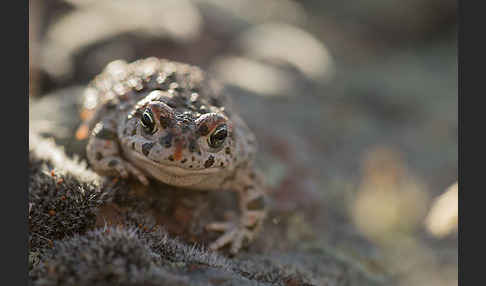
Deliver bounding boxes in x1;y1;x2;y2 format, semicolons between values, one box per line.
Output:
125;150;222;176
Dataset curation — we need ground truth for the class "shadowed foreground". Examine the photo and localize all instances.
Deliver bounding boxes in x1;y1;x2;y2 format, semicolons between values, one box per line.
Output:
29;131;383;286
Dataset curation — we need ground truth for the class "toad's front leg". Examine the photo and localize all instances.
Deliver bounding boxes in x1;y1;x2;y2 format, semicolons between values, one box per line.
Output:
206;169;267;254
86;120;149;185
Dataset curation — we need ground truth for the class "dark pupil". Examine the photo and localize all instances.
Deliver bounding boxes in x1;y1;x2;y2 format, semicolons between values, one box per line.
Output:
142;112;154;132
209;125;227;148
213;128;227;140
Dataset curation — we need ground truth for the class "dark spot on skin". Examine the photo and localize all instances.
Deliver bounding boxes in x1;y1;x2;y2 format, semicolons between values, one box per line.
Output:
95;152;102;160
167;101;177;109
168;155;174;161
160;133;173;148
160;116;172;129
220;162;224;167
189;165;193;168
94;126;117;140
204;155;215;168
197;124;209;136
158;80;170;91
142;142;154;156
225;147;231;155
166;72;176;83
247;196;265;211
181;158;187;163
106;101;116;109
108;160;118;167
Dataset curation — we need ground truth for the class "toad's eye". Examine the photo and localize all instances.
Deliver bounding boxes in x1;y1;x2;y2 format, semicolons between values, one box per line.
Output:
141;109;156;134
208;124;227;149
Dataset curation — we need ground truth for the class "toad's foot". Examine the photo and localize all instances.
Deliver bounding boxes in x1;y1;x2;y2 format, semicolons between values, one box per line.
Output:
206;210;265;254
206;221;254;254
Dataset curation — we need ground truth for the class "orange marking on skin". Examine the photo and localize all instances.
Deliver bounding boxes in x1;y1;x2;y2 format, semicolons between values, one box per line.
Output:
75;124;90;140
80;109;94;121
173;142;183;161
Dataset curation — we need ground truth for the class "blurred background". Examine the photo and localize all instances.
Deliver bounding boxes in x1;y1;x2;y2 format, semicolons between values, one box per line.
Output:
29;0;457;285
